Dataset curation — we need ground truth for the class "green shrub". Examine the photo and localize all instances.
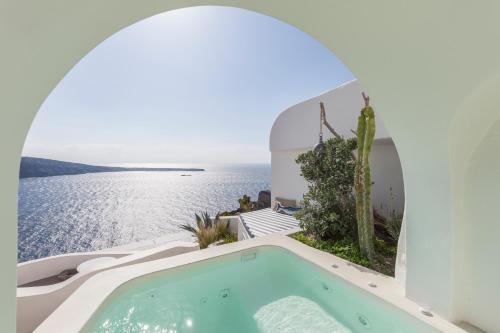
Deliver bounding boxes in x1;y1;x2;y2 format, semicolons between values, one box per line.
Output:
295;137;358;240
291;232;369;268
386;210;403;243
238;194;253;212
222;233;237;244
291;232;396;276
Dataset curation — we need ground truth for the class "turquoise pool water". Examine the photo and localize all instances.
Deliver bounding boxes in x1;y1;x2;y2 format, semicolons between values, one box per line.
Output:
83;246;441;333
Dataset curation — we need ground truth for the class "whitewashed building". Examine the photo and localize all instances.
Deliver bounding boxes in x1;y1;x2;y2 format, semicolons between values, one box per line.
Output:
270;80;405;219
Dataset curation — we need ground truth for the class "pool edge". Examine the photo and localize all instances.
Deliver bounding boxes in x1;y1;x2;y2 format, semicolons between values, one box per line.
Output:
34;234;466;333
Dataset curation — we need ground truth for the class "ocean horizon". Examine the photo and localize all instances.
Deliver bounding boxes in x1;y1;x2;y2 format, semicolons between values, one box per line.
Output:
18;163;270;262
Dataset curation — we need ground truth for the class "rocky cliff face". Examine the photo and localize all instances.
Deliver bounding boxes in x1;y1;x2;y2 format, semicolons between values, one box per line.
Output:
257;190;271;209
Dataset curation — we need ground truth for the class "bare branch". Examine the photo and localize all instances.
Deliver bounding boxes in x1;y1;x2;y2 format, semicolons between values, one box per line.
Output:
320;102;341;139
320;102;357;159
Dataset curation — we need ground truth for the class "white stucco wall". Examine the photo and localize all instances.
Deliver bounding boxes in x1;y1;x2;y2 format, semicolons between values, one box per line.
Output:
457;130;500;332
450;74;500;333
370;142;405;217
270;80;391;151
4;2;500;332
270;81;405;218
271;150;309;204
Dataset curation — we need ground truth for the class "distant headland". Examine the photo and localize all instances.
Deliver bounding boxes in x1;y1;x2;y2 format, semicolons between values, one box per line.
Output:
19;157;205;179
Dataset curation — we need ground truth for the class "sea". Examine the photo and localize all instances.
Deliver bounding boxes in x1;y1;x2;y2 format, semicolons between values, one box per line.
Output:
17;164;270;262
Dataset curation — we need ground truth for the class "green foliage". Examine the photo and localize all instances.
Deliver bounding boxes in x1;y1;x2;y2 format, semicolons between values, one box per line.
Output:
179;212;230;249
215;218;231;239
222;233;237;244
386;210;403;243
374;237;397;257
355;104;376;260
291;232;396;276
295;137;358;240
238;194;253;212
292;232;369;267
219;210;238;217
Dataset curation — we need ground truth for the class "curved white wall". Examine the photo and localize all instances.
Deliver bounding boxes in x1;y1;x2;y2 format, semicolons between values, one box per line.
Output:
270;80;391;151
369;141;405;217
271;150;309;203
450;73;500;333
270;80;405;218
458;126;500;332
4;2;500;332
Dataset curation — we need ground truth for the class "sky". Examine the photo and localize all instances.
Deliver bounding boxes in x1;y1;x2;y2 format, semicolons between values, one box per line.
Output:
23;6;354;166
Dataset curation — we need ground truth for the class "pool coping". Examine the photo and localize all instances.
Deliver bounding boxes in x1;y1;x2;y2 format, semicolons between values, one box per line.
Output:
34;233;466;333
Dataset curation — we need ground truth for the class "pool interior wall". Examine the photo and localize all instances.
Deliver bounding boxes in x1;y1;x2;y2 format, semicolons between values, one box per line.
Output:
83;246;441;333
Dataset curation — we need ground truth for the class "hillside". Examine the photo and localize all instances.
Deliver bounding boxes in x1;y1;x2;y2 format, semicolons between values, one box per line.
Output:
19;157;204;179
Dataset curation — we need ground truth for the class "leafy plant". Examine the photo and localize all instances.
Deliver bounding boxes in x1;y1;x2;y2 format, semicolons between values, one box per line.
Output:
222;233;237;244
386;210;403;243
355;93;376;261
238;194;253;212
291;232;369;268
179;212;230;249
291;232;397;276
215;218;231;239
295;137;357;240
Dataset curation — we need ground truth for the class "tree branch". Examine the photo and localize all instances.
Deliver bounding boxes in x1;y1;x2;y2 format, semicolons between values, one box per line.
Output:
320;102;342;139
319;102;357;160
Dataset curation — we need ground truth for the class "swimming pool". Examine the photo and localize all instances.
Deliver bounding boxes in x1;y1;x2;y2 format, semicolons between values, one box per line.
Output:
81;246;444;333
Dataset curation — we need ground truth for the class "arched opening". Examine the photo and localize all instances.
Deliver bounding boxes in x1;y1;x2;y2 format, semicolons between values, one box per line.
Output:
7;2;500;332
16;6;407;331
18;6;368;261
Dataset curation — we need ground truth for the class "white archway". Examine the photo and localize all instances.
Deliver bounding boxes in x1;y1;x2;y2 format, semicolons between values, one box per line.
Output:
450;72;500;332
4;2;500;331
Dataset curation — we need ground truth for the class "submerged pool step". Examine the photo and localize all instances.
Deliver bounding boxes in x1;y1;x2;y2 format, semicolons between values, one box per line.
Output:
241;252;257;262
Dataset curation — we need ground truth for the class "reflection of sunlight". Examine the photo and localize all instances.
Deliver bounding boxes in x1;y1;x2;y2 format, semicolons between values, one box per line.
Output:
254;296;352;333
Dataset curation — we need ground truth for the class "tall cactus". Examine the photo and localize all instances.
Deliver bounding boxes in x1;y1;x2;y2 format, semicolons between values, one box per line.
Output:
355;93;376;261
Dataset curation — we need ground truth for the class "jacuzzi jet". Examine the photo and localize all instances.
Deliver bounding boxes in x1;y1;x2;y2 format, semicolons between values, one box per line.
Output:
321;282;333;293
200;297;208;304
419;307;433;317
219;289;230;299
357;313;371;329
